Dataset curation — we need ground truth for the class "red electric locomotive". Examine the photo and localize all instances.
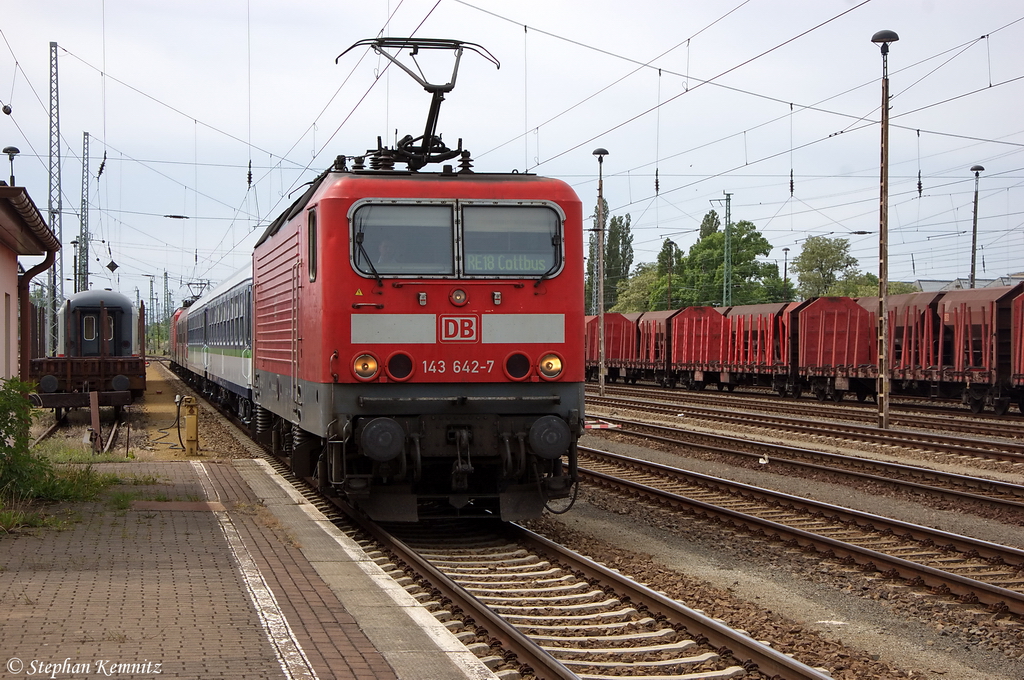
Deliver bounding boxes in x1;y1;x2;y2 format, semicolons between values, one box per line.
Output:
249;39;584;521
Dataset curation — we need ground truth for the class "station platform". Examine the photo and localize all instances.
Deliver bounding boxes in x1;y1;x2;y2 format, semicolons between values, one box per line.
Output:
0;365;499;680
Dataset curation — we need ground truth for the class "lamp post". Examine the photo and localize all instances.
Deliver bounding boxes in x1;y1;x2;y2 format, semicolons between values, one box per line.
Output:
782;245;790;279
593;148;608;397
3;146;19;186
969;164;984;289
872;29;898;430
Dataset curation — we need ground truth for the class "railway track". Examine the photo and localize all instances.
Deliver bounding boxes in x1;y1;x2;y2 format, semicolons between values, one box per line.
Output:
592;385;1024;440
591;416;1024;513
250;450;833;679
173;364;1016;677
387;520;834;680
578;446;1024;618
588;394;1024;465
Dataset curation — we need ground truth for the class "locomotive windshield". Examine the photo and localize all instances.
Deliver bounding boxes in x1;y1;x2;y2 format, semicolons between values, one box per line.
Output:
353;204;455;275
351;201;562;279
462;205;559;276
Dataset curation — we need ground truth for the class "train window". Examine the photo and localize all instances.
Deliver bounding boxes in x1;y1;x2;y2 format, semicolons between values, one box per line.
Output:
462;206;561;277
352;204;454;276
106;315;115;341
307;210;318;282
83;315;97;341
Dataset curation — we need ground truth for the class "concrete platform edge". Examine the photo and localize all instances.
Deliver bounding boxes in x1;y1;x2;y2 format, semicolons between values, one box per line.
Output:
234;459;500;680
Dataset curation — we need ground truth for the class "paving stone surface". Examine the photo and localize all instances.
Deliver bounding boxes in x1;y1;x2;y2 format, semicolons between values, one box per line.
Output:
0;460;400;680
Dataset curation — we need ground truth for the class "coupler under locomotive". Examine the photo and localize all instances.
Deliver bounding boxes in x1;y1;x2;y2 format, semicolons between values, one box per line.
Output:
258;408;580;522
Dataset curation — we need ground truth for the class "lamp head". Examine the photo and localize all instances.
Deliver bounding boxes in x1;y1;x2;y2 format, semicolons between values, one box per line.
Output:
592;147;608;162
970;164;985;174
871;29;899;54
2;146;19;161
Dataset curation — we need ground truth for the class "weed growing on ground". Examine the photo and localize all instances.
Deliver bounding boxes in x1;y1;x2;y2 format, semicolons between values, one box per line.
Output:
1;379;124;532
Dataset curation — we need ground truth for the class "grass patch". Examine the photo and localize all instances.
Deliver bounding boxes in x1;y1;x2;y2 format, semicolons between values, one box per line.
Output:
107;491;143;511
33;437;133;464
119;473;162;486
2;380;125;532
0;500;78;533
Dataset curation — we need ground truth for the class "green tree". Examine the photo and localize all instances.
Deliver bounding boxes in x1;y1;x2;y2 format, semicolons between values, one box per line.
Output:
610;263;658;312
831;272;918;297
676;219;774;306
699;210;720;239
604;214;634;311
649;239;684;310
584;196;609;315
790;236;858;298
758;265;798;303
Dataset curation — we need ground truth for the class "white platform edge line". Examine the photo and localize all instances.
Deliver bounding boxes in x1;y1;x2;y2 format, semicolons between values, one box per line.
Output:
193;462;318;680
250;459;501;679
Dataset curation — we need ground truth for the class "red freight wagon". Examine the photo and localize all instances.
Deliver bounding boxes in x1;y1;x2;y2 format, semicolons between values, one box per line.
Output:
584;315;596;366
584;312;640;383
1012;289;1024;412
797;297;875;402
722;302;798;394
884;291;943;386
936;283;1023;413
670;306;729;390
636;309;681;386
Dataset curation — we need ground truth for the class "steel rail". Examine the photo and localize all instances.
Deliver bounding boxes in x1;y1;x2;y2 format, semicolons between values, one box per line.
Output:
580;446;1024;566
592;384;1024;438
577;460;1024;617
597;416;1024;510
510;524;834;680
588;395;1024;463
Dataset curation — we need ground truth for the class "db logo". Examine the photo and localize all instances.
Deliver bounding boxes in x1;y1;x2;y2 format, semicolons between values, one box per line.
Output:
440;315;478;342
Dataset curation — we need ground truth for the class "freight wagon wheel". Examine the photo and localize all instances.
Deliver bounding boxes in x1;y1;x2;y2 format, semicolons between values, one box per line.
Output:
854;387;869;403
968;396;985;414
993;398;1011;416
1019;397;1024;415
814;388;827;402
831;390;845;403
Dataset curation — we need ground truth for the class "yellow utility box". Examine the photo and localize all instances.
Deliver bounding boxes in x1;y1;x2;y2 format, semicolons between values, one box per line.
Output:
181;396;199;456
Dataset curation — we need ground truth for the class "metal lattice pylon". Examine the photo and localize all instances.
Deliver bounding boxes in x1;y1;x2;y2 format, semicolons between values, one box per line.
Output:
47;41;63;353
78;131;90;293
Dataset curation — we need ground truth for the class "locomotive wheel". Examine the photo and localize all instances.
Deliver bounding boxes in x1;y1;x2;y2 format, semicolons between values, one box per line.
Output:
993;398;1011;416
969;397;985;414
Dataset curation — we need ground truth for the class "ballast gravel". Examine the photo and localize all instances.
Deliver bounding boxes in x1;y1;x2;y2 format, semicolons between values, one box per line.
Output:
522;429;1024;680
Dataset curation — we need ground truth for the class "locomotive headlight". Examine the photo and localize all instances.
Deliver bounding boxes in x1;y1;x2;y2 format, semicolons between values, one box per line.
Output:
353;354;379;379
449;288;468;306
538;353;563;379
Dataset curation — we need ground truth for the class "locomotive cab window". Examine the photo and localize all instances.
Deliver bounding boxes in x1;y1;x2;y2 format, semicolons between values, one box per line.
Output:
307;209;317;283
351;201;563;279
353;204;454;276
462;205;561;277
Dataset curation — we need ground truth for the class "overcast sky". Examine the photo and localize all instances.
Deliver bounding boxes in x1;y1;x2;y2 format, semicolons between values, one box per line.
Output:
2;0;1023;307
